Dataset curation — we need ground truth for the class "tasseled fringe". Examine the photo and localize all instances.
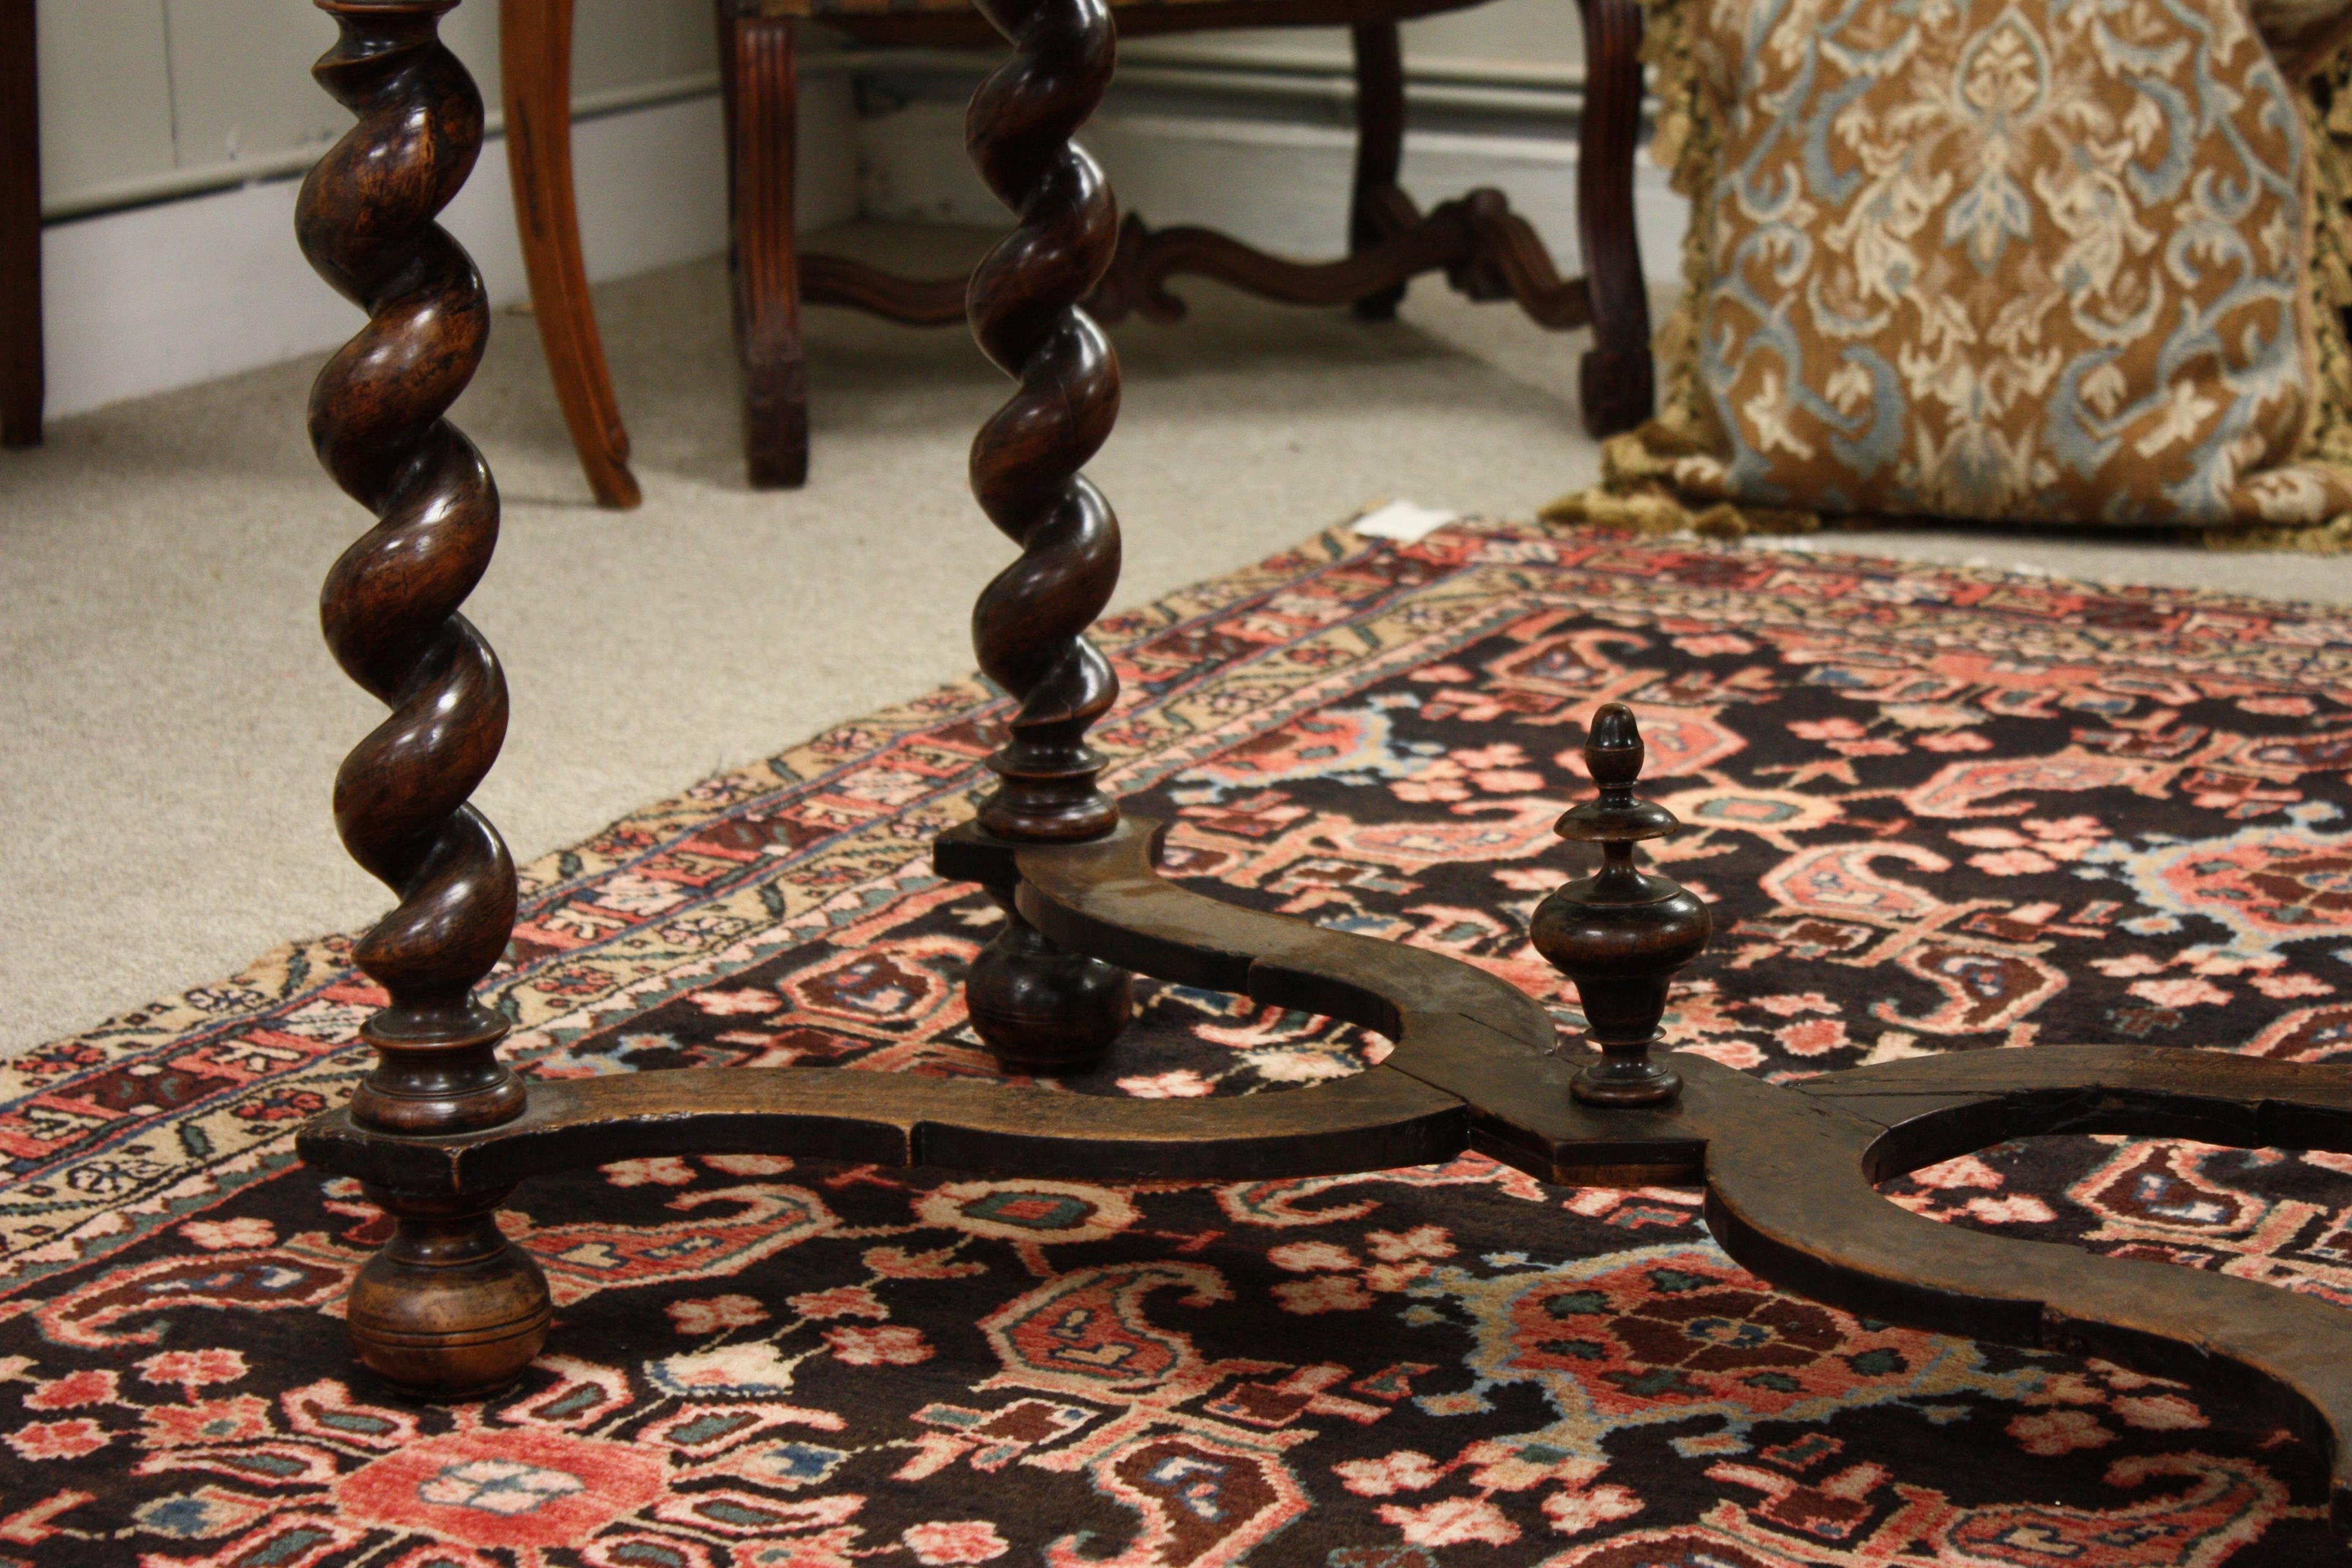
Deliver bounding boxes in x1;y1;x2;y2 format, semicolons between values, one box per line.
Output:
1538;484;2352;554
1539;486;1821;540
2203;517;2352;553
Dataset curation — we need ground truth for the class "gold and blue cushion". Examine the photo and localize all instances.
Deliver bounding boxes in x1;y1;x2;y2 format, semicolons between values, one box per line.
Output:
1569;0;2352;547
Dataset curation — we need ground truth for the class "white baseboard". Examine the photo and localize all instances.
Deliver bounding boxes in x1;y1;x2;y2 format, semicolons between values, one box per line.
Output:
858;102;1687;285
39;82;860;422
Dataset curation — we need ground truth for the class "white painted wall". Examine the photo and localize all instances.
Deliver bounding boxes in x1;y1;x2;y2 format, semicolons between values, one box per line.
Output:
26;0;871;420
35;0;722;218
41;77;861;420
1124;0;1584;85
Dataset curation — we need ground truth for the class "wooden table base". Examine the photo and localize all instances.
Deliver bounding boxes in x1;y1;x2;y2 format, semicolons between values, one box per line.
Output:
289;0;2351;1538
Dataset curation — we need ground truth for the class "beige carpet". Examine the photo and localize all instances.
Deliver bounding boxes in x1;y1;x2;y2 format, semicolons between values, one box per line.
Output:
3;220;2348;1058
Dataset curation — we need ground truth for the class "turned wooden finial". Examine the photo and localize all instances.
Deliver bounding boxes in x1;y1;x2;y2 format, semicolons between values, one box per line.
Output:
1532;703;1710;1106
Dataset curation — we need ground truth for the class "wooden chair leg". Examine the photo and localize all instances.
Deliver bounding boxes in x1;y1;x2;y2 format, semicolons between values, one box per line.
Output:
1573;0;1653;437
1;0;42;449
722;6;809;489
502;0;641;508
1347;23;1407;323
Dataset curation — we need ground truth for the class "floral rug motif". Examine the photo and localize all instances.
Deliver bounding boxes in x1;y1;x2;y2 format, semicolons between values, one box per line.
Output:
3;524;2350;1567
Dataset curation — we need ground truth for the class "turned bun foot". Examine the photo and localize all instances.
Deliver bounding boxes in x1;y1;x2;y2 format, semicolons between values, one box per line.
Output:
349;1187;552;1400
967;903;1133;1075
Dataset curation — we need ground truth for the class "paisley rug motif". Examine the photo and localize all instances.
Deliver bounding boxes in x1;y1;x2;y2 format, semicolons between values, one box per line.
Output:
4;522;2350;1566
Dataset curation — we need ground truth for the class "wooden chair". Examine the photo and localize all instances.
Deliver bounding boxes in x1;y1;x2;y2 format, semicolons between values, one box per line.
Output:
499;0;1653;505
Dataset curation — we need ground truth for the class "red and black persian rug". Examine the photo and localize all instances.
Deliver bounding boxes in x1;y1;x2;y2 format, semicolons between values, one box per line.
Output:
4;524;2350;1567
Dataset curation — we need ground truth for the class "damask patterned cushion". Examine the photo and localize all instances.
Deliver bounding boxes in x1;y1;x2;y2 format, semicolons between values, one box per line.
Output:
1560;0;2352;548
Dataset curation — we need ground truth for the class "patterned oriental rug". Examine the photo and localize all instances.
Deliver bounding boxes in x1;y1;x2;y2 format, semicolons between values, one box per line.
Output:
4;524;2351;1568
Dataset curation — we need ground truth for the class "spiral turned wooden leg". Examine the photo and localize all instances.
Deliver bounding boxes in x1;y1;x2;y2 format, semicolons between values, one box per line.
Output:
296;0;549;1398
955;0;1133;1072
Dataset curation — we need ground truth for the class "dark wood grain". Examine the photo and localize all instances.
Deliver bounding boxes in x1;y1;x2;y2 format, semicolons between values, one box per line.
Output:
1081;192;1593;329
1800;1041;2352;1182
723;7;809;488
1022;827;2352;1526
501;0;640;507
1014;820;1552;1047
1348;23;1407;322
0;0;40;448
340;1183;551;1396
1020;825;2352;1524
297;799;2352;1519
1573;0;1653;436
294;805;2352;1512
300;1060;1467;1192
1010;818;1714;1184
292;4;2347;1527
298;0;548;1399
1435;189;1593;328
963;0;1125;846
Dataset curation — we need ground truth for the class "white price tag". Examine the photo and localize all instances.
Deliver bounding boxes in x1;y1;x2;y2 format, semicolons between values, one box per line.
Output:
1350;499;1459;542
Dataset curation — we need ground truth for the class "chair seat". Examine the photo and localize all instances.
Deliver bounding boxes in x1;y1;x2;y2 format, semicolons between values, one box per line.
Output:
741;0;1489;45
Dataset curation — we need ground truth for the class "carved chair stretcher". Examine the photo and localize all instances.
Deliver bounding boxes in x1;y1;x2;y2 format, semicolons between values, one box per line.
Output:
293;0;2352;1538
